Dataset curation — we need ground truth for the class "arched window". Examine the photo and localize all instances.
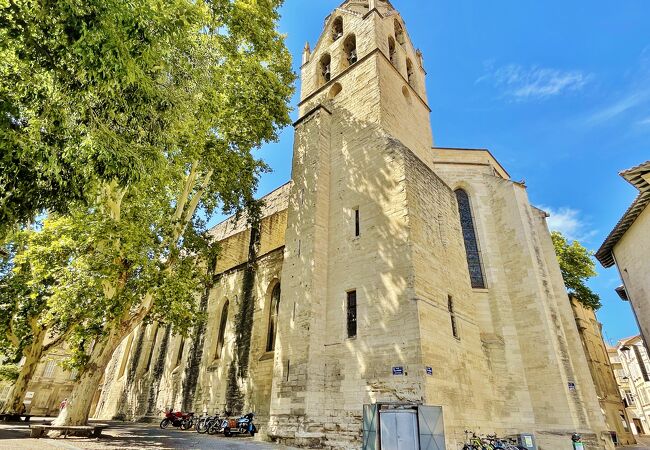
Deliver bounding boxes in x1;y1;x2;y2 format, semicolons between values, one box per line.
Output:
328;82;342;100
176;337;185;367
332;17;343;42
215;300;229;359
388;37;397;65
319;54;332;86
266;283;281;352
343;34;357;68
406;58;415;88
395;20;405;46
455;189;486;289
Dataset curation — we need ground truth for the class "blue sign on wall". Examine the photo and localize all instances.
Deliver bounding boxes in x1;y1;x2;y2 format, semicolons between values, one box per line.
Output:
392;366;404;376
426;367;433;376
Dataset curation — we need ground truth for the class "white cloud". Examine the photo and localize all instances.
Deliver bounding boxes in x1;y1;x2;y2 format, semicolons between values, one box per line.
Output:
584;89;650;126
638;117;650;127
478;63;592;101
540;205;597;243
582;47;650;127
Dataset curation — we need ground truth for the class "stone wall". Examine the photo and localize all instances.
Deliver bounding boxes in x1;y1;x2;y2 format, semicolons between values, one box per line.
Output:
614;204;650;350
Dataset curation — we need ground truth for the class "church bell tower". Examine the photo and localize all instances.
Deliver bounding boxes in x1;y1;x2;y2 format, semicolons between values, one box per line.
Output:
268;1;436;446
298;0;434;159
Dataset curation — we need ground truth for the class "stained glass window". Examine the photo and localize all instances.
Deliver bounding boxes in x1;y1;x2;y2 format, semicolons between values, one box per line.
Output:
455;189;486;289
216;301;229;359
266;284;281;352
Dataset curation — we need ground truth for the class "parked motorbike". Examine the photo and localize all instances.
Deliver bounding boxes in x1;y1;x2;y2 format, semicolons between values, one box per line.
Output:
222;412;257;437
206;415;224;435
160;409;195;430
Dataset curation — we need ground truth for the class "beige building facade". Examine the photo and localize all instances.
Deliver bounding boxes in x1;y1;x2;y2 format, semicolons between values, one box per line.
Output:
1;350;77;417
571;298;635;445
95;1;613;449
597;161;650;352
610;336;650;437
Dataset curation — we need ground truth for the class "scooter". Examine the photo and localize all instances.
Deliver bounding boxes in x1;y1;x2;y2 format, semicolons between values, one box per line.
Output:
222;412;257;437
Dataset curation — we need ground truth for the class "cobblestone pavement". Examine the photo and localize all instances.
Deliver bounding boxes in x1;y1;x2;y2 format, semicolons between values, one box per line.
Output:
0;419;299;450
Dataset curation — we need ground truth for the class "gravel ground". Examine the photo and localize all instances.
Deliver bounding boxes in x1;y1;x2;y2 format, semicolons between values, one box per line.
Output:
0;419;298;450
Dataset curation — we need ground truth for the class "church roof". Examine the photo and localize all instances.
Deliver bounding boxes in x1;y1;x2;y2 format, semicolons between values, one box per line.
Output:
596;161;650;268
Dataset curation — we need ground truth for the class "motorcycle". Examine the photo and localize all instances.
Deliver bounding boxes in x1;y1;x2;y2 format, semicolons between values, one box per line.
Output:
160;409;195;430
222;412;257;437
206;411;230;435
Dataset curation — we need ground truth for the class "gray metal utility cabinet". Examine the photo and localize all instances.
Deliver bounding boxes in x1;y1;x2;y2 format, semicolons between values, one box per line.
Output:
363;403;445;450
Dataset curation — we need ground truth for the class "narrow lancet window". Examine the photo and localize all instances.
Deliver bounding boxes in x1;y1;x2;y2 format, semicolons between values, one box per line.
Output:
176;338;185;367
215;300;229;359
455;189;486;289
266;283;281;352
347;291;357;338
332;17;343;42
395;20;405;46
343;34;357;67
320;54;332;85
448;296;459;339
388;37;397;65
354;207;360;237
406;58;415;88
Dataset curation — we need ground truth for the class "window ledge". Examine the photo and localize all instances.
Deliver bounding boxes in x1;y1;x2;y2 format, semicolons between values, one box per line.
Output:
259;352;275;362
472;288;489;293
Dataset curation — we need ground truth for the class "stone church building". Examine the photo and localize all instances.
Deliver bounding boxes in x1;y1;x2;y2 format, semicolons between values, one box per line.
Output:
93;1;613;448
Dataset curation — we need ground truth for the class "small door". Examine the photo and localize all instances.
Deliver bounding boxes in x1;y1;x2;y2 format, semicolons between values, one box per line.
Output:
380;409;419;450
633;418;645;434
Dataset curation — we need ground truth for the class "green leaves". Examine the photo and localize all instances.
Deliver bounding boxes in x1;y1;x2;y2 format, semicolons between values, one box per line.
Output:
1;0;294;383
551;231;602;310
0;0;293;237
0;364;19;381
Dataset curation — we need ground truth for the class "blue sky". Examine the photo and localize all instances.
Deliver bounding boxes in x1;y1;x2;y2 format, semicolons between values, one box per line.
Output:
245;0;650;344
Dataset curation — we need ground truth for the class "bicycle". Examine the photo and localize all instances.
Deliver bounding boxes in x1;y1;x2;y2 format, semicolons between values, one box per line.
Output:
462;430;494;450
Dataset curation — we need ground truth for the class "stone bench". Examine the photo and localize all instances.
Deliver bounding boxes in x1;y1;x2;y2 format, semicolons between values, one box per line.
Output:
0;414;32;422
29;424;109;439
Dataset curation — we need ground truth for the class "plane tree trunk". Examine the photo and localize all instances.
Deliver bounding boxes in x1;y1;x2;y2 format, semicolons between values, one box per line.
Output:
1;327;46;414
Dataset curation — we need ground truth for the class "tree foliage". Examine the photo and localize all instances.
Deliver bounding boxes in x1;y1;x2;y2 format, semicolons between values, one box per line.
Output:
551;231;602;310
0;364;19;382
0;0;294;425
0;0;293;236
0;229;72;413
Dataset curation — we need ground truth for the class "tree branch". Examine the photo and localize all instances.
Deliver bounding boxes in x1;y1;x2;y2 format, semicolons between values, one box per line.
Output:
5;328;20;348
177;169;214;242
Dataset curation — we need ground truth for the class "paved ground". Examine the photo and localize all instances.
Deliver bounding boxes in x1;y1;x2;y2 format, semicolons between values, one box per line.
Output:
2;419;650;449
626;436;650;450
0;418;298;450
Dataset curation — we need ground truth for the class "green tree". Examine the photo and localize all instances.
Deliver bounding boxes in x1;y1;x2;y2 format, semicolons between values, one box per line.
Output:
0;229;74;414
0;0;290;237
0;0;293;427
551;231;601;310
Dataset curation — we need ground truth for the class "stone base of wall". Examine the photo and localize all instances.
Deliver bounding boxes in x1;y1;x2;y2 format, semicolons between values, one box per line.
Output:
537;431;609;450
